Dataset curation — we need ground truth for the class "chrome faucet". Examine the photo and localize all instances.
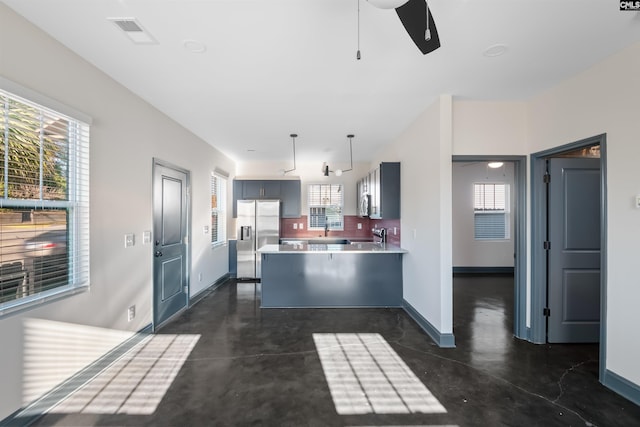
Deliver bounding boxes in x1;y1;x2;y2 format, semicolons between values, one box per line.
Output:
372;227;387;244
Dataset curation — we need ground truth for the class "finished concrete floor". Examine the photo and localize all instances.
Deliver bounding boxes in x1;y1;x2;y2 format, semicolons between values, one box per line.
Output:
30;275;640;426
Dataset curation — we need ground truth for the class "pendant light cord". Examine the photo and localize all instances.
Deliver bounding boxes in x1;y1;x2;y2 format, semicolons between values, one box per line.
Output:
283;134;297;174
357;0;361;60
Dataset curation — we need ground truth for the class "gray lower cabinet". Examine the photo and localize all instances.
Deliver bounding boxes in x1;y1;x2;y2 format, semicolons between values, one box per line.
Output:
232;179;301;218
260;252;403;308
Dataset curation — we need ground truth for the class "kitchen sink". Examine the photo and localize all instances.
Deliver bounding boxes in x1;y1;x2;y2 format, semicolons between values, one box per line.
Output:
305;238;351;244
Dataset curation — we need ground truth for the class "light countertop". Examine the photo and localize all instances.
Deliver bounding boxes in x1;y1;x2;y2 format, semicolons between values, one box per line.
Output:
257;242;407;254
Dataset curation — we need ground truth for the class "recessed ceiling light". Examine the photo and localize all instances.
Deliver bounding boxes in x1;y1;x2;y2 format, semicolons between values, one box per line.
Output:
183;39;207;53
483;44;508;57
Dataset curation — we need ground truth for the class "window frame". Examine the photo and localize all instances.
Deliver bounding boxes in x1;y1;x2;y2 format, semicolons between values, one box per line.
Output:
0;82;90;316
473;182;510;241
307;183;344;231
211;171;227;247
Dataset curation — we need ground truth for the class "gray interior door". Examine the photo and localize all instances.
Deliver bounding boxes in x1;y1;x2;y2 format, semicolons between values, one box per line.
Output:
153;162;189;328
547;157;601;343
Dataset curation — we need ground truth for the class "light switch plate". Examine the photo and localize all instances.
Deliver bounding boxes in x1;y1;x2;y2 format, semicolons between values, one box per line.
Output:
357;223;362;230
142;230;151;244
124;233;135;248
299;223;304;230
293;223;298;230
203;225;209;234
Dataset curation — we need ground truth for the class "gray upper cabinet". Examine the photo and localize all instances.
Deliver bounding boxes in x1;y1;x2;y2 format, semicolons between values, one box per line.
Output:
280;180;301;218
241;180;281;199
365;162;400;220
233;179;301;218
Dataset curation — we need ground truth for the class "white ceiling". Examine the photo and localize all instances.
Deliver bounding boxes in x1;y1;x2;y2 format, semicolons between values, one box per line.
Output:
4;0;640;164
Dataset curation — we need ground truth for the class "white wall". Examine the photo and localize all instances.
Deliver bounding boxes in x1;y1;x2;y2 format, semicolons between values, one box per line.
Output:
527;42;640;387
452;162;515;268
452;100;528;155
372;95;453;335
0;5;235;418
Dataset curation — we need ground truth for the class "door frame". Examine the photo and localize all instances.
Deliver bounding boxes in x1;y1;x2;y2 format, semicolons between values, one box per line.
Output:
152;158;192;331
530;134;607;381
452;155;528;340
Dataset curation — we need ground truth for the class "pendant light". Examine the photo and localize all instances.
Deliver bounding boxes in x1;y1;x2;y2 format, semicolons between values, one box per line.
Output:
282;134;297;175
335;135;354;177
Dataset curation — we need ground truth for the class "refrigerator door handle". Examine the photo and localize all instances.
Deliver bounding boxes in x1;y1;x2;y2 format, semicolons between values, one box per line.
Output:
240;225;252;240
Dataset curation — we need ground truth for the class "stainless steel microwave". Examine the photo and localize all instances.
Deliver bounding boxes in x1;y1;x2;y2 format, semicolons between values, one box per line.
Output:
359;194;371;217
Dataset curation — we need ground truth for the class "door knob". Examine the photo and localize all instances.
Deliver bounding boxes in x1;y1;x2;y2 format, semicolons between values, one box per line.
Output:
154;251;163;257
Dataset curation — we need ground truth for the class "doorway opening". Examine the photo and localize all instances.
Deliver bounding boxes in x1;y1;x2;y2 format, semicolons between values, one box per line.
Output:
452;156;527;340
530;134;607;381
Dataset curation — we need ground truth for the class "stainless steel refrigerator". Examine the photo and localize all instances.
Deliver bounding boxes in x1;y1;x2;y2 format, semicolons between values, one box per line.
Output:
237;199;280;279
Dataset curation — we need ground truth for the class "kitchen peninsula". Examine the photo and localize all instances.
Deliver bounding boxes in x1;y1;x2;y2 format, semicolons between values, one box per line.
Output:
257;241;406;308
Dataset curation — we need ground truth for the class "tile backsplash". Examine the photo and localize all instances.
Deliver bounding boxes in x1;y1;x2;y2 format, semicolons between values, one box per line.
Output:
280;215;401;246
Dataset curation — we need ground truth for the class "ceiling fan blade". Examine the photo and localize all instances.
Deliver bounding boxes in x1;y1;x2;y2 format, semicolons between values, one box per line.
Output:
395;0;440;55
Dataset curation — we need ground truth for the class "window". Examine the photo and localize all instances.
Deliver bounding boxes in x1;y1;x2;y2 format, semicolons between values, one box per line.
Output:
474;183;509;240
0;87;90;313
211;172;227;246
308;184;343;230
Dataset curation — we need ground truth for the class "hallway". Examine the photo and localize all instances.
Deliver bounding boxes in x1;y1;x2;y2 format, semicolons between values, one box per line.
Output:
30;276;640;426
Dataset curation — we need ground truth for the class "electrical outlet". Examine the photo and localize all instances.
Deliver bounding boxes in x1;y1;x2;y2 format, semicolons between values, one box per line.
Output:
394;227;397;235
124;233;135;248
357;223;362;230
293;223;298;230
299;223;304;230
127;305;135;321
142;230;151;244
203;225;209;234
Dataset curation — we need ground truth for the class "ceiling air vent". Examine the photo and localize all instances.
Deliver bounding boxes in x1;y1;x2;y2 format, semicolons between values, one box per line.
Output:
113;19;143;32
107;18;157;44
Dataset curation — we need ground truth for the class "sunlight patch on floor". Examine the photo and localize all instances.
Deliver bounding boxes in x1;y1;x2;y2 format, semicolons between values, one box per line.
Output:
49;333;199;415
313;333;447;415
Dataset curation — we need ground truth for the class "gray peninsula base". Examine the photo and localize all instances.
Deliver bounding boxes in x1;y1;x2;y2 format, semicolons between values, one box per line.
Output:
260;252;403;308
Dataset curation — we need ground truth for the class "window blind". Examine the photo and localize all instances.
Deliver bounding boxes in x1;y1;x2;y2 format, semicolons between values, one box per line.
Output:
308;184;343;230
474;183;506;211
211;172;227;245
0;88;90;311
473;183;508;240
